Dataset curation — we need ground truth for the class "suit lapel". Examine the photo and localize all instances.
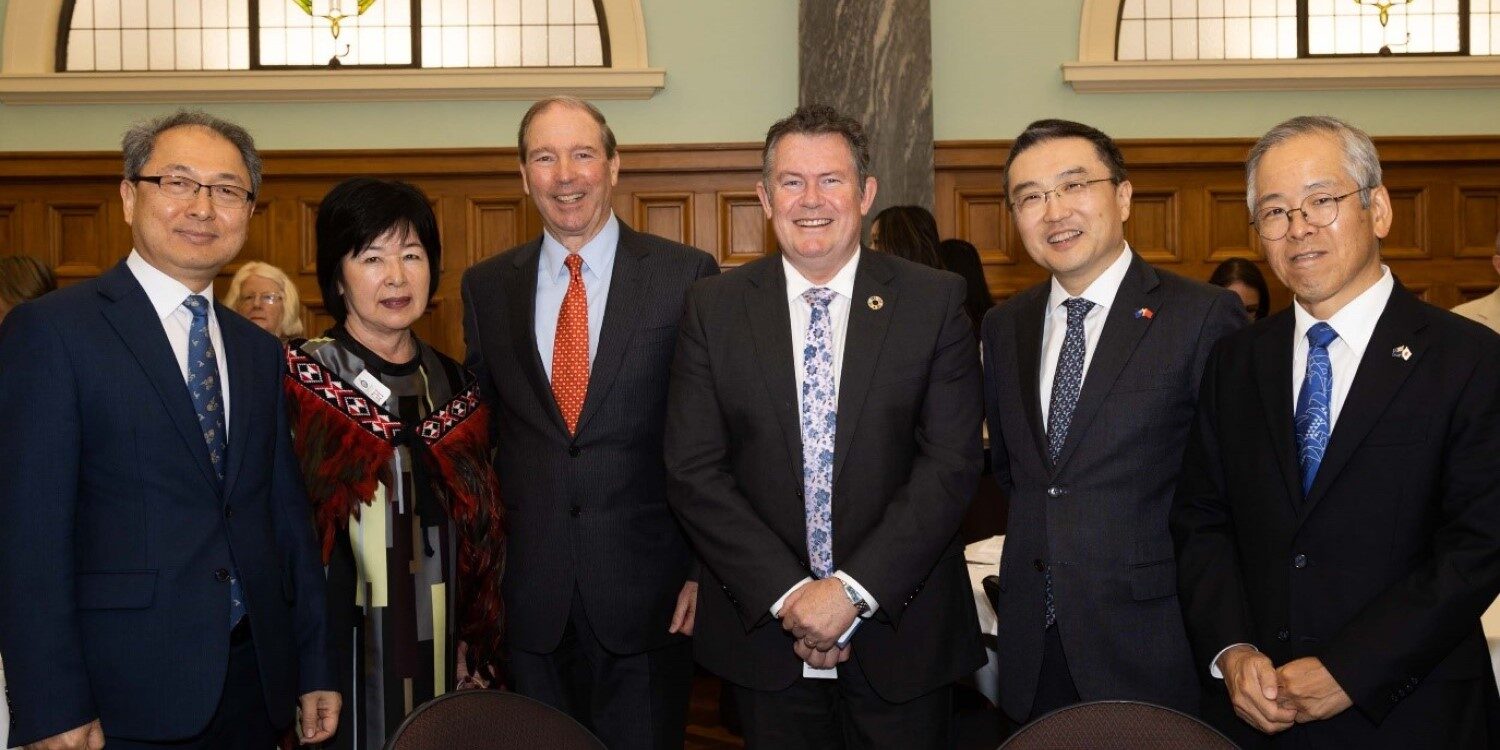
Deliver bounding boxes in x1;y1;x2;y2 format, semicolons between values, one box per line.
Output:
506;240;570;437
745;259;805;487
97;262;220;492
1013;286;1051;469
831;253;897;485
1300;284;1427;518
1252;310;1303;515
1051;255;1160;476
219;311;253;497
575;224;650;437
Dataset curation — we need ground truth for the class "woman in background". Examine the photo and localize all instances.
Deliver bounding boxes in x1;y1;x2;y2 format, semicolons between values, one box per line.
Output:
222;260;306;342
1208;257;1271;322
0;254;56;326
938;238;995;338
870;205;945;269
282;177;504;749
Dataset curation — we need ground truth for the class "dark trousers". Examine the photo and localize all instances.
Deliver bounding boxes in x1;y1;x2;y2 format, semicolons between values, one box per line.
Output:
731;655;954;750
509;589;694;750
107;621;278;750
1028;624;1081;722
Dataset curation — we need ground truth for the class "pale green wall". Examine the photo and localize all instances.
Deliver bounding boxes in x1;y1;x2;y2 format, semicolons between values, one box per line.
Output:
0;0;799;150
931;0;1500;139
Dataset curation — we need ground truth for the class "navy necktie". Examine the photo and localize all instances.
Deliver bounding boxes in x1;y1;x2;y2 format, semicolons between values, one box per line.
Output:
1295;322;1340;497
183;295;244;628
1041;297;1093;628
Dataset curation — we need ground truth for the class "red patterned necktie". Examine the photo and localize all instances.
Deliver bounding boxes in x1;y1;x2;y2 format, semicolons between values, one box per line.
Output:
551;253;590;435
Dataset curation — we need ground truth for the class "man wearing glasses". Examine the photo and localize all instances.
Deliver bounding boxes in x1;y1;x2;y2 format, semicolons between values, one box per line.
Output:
0;111;338;749
980;119;1244;725
1172;115;1500;748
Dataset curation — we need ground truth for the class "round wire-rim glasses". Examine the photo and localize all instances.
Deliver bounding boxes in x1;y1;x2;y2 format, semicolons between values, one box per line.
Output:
1250;187;1368;241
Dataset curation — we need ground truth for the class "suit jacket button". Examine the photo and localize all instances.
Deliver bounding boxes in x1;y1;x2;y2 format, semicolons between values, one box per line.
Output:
214;568;230;582
1032;559;1046;572
570;505;582;517
224;504;234;519
1276;628;1289;642
1046;486;1064;498
1292;553;1307;569
567;446;581;458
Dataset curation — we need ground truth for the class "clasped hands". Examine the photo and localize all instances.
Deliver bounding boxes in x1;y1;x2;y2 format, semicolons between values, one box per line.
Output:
1218;646;1353;735
779;578;858;669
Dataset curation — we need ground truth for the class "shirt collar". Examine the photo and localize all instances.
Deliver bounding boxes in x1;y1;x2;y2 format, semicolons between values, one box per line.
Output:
540;212;620;283
784;248;861;304
1046;243;1133;313
1293;264;1394;355
125;249;215;321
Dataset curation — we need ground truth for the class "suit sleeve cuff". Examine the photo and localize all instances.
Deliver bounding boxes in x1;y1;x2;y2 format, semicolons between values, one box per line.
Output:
832;570;879;617
1210;643;1257;679
771;577;813;617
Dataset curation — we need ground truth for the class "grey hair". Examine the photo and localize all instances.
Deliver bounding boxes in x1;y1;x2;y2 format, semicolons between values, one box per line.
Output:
517;95;618;163
1246;115;1381;212
121;110;262;196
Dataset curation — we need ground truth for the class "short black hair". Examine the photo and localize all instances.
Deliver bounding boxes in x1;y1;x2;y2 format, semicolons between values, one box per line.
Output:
1003;119;1127;197
1208;257;1272;320
315;178;441;324
872;205;943;269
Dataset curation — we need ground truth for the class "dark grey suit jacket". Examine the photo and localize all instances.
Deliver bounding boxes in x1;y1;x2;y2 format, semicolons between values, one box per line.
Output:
665;251;985;703
460;220;719;655
981;253;1243;722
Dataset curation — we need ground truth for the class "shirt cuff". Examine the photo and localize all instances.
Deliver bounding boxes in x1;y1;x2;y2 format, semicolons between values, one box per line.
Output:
1210;643;1257;679
770;577;813;617
832;570;879;617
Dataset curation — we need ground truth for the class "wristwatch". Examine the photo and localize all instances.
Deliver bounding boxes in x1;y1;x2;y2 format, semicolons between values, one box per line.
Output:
840;579;871;615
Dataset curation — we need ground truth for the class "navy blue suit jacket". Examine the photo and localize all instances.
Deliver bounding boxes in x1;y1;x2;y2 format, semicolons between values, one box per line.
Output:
0;261;332;745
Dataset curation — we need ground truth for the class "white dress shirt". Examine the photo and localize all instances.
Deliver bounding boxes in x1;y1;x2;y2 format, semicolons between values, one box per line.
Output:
773;249;878;678
1038;244;1133;427
535;213;619;379
126;250;231;431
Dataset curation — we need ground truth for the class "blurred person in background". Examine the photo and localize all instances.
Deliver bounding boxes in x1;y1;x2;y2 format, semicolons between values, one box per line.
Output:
0;254;57;327
938;238;995;339
870;205;944;269
1209;257;1272;322
223;260;306;342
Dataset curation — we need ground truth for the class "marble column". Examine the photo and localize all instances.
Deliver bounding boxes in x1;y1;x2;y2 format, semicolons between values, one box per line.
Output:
799;0;934;214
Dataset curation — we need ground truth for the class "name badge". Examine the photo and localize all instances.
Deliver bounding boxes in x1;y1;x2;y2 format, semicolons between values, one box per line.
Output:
352;369;392;406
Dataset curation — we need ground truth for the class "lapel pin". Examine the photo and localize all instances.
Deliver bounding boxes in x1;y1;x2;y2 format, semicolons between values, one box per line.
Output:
1392;345;1412;361
1134;307;1154;320
867;295;884;311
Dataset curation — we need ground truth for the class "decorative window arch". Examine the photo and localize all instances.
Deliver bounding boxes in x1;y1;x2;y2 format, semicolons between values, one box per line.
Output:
1066;0;1500;91
1;0;659;102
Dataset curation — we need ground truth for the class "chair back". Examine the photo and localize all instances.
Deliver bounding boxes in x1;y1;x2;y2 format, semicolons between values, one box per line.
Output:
386;689;606;750
999;700;1237;750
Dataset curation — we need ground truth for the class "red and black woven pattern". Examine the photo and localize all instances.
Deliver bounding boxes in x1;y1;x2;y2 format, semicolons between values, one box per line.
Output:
285;347;404;441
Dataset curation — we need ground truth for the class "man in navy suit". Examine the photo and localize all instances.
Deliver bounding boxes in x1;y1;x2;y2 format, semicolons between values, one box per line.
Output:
0;111;338;749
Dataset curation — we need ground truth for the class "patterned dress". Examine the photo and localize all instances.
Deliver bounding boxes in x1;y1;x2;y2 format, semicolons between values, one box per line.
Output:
284;327;504;750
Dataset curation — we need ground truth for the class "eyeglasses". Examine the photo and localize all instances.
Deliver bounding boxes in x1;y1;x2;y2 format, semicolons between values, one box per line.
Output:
238;292;285;306
1010;177;1116;216
135;175;255;209
1250;188;1366;241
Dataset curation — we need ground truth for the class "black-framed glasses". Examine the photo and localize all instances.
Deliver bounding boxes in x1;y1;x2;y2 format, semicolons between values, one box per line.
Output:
1250;188;1366;241
238;292;285;306
135;175;255;209
1010;177;1116;215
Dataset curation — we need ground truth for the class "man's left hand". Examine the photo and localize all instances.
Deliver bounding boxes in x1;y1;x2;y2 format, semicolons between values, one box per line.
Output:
298;690;342;744
1275;657;1353;722
669;581;698;636
779;577;857;649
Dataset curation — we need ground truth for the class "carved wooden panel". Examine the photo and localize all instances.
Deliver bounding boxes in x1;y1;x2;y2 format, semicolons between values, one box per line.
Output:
1455;186;1499;258
1124;190;1180;264
297;198;321;275
716;191;773;267
0;203;15;255
1381;187;1428;260
633;192;693;245
47;201;110;278
467;196;528;264
954;189;1017;264
1206;188;1259;262
223;202;274;275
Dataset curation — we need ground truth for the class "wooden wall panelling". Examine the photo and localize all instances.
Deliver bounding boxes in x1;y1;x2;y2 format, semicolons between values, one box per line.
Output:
0;202;17;255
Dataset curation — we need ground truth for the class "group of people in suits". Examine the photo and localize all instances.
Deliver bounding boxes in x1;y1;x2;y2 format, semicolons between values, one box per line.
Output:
0;95;1495;750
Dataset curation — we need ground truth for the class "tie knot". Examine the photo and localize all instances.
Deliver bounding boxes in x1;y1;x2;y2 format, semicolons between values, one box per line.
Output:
564;253;584;276
183;295;209;318
1306;322;1339;349
1063;297;1094;321
803;287;837;309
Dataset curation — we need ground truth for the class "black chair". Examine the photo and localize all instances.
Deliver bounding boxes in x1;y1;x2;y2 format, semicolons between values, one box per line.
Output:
385;689;606;750
999;700;1237;750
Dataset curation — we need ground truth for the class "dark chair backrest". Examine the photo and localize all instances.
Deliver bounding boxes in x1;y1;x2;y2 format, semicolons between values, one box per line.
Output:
385;689;607;750
999;700;1237;750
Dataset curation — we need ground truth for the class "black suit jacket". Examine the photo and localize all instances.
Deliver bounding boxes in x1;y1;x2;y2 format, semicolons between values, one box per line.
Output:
664;252;985;703
0;261;331;745
461;220;718;655
1171;283;1500;748
981;254;1244;721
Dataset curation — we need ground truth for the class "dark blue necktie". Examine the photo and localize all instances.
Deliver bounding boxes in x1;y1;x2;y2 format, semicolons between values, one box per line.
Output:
183;295;244;628
1042;297;1093;628
1295;322;1340;497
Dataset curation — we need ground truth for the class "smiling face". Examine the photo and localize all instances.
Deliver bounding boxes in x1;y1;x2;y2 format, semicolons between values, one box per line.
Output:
1007;137;1132;295
337;224;431;341
235;273;287;336
520;103;620;252
120;125;253;291
757;132;877;283
1253;132;1389;320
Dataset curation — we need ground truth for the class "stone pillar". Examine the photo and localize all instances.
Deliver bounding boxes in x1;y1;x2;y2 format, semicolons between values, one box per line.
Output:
799;0;934;215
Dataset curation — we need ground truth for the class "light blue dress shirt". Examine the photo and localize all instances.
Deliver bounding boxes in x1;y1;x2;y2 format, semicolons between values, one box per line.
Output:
535;213;619;380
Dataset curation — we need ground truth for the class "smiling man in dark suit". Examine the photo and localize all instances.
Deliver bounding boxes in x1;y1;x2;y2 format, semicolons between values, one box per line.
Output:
460;96;718;750
1172;115;1500;748
665;104;984;749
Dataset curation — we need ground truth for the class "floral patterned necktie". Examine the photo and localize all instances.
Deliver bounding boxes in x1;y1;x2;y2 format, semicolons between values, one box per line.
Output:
800;287;838;579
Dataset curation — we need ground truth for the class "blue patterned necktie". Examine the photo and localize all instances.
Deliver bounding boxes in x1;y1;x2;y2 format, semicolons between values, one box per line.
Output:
1041;297;1093;628
183;295;243;628
800;287;838;579
1295;322;1340;497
